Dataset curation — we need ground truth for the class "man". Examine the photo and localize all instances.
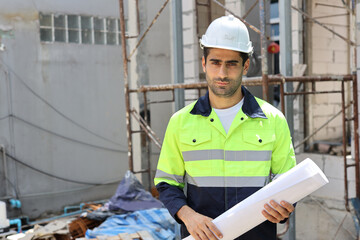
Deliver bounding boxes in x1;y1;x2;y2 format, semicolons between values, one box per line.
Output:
154;15;296;240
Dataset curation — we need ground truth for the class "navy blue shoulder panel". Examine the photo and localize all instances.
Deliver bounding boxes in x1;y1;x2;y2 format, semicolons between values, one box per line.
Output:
190;86;267;119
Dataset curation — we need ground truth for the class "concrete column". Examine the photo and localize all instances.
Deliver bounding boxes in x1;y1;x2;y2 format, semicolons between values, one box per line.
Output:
171;0;185;111
128;0;142;181
279;1;295;240
182;1;199;104
291;0;304;154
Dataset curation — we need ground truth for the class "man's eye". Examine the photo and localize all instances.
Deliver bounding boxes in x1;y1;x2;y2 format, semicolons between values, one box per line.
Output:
212;61;220;65
227;62;237;66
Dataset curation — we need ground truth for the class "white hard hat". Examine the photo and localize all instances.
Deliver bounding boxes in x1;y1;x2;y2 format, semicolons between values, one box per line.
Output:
200;15;253;54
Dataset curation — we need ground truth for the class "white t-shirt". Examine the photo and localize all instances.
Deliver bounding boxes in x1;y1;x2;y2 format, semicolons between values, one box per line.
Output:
213;98;244;134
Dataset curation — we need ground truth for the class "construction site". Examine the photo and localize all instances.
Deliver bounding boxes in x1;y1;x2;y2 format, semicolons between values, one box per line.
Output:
0;0;359;239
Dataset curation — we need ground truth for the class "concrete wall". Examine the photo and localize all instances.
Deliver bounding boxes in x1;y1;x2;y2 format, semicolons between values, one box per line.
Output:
291;153;357;240
141;0;172;187
292;0;305;153
0;0;129;218
306;0;351;143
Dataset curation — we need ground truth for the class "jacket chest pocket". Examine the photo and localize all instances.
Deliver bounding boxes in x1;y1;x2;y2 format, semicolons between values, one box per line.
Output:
180;130;211;147
242;131;275;150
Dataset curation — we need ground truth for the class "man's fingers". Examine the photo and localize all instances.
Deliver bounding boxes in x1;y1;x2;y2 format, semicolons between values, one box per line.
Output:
264;203;284;220
280;201;295;212
262;209;280;223
207;221;223;239
266;200;291;218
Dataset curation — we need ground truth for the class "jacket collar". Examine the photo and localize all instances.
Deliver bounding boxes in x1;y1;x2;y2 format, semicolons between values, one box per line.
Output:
190;86;267;119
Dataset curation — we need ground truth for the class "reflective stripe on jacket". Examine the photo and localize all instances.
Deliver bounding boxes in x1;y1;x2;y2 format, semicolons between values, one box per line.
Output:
154;86;296;240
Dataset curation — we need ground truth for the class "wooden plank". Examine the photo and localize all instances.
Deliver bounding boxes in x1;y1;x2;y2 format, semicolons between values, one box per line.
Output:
129;233;140;239
118;233;132;240
106;236;120;240
96;236;108;240
137;231;154;240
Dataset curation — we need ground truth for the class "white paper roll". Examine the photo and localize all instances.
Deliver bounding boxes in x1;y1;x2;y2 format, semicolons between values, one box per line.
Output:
183;158;329;240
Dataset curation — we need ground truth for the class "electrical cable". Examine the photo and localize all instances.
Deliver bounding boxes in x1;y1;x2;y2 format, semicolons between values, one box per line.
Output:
13;182;118;199
12;114;127;153
0;57;127;148
0;115;10;121
6;152;123;185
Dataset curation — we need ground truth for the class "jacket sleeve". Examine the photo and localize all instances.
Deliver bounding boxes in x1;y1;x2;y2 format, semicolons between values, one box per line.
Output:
271;112;296;178
154;115;187;223
271;113;297;224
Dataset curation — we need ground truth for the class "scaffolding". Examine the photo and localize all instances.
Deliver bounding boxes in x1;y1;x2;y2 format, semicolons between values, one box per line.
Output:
118;0;360;212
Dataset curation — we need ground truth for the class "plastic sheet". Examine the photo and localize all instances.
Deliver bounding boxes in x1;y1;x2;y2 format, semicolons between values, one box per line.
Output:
85;208;179;240
183;158;329;240
108;170;163;212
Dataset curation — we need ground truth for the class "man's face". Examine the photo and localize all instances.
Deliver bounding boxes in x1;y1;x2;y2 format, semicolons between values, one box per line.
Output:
202;48;248;98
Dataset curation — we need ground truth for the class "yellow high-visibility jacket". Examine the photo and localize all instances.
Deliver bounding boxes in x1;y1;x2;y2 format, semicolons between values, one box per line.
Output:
154;86;296;239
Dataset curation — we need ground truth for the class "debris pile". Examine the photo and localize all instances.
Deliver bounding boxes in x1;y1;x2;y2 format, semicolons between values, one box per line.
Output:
5;171;178;240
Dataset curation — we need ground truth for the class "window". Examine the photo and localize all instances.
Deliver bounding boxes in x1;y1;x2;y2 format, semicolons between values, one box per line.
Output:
106;19;117;45
39;12;126;45
270;0;279;41
68;15;80;43
54;15;66;42
39;14;53;42
81;16;93;44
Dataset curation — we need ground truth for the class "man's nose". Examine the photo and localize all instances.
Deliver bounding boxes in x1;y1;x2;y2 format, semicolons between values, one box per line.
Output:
218;64;228;78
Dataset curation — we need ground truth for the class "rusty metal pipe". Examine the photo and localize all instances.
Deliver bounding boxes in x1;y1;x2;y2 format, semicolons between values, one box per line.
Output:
242;0;259;19
130;109;162;149
128;0;170;59
280;82;285;114
259;0;269;101
143;92;152;190
119;0;133;172
294;103;351;149
291;5;355;46
284;91;342;95
352;75;360;198
341;80;349;211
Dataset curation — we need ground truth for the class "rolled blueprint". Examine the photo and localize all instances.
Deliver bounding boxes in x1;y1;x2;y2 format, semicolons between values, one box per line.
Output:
183;158;329;240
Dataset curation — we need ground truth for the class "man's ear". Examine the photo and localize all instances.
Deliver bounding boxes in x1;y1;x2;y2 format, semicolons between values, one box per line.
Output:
202;56;206;72
242;58;250;76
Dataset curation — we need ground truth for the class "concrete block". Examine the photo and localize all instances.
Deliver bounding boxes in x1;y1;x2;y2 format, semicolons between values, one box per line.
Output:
333;25;348;38
334;50;348;64
312;24;333;38
183;28;195;45
315;81;338;92
314;92;328;105
327;62;348;75
312;62;327;74
312;36;331;50
327;92;341;104
312;104;333;117
323;155;345;179
182;1;195;13
182;11;195;29
184;62;196;79
183;44;196;61
312;49;333;62
314;177;344;200
329;37;348;50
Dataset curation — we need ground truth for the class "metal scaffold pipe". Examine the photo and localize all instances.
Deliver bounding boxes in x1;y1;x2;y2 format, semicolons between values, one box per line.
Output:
259;0;268;101
119;0;133;172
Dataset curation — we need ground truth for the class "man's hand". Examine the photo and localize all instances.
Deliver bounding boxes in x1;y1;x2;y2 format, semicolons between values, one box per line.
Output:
177;205;223;240
262;200;294;223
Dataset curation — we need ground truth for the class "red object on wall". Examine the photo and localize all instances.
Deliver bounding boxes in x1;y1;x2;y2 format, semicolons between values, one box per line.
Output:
267;42;280;54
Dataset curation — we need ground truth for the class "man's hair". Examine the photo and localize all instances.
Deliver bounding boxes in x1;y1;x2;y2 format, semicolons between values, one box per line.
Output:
203;47;249;66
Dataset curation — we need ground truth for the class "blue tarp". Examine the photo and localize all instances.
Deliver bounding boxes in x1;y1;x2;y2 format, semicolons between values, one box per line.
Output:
108;170;163;212
85;208;179;240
